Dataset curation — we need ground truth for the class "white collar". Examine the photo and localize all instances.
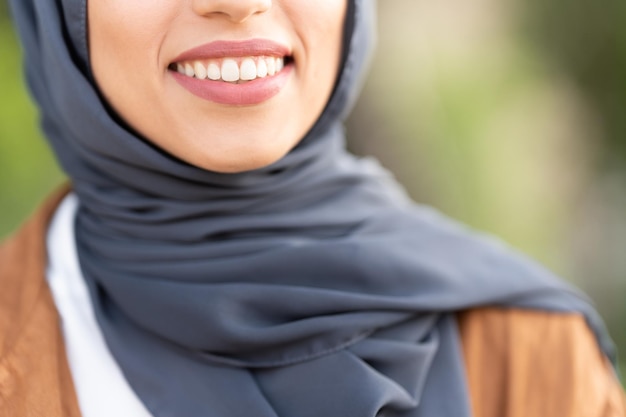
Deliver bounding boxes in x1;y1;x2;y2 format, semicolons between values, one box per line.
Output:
46;193;153;417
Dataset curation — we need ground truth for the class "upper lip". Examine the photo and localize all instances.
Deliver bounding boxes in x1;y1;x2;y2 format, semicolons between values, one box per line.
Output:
172;39;291;63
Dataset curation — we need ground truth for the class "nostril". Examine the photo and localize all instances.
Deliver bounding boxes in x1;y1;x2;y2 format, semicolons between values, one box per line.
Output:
191;0;272;24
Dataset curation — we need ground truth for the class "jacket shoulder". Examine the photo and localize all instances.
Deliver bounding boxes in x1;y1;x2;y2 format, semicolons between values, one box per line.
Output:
0;186;69;354
0;185;81;417
458;307;626;417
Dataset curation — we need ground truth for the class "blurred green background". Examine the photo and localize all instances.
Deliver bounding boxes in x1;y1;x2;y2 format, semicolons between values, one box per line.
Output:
1;1;625;375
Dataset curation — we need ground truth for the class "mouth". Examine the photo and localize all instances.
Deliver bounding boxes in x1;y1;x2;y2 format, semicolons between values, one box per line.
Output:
168;55;293;84
168;40;294;105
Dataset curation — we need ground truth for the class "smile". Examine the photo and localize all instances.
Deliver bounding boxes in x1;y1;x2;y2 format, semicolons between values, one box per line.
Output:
171;56;287;84
169;40;294;106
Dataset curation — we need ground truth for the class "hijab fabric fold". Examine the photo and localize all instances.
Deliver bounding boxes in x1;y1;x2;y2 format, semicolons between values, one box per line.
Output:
10;1;616;416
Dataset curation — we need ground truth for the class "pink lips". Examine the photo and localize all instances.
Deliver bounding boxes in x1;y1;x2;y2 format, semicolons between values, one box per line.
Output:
170;39;293;106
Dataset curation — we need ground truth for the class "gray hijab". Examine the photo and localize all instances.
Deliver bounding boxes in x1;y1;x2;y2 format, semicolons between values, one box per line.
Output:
10;0;616;416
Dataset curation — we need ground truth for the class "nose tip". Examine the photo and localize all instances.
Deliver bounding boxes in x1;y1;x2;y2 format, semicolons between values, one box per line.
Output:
192;0;272;24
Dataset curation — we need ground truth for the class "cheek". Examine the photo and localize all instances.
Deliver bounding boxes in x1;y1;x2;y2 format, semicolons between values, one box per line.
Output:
295;1;347;102
88;1;175;88
313;1;346;72
88;1;179;136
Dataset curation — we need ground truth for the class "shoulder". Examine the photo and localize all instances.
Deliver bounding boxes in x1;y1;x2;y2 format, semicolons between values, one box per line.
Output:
458;307;626;417
0;185;69;353
0;185;80;417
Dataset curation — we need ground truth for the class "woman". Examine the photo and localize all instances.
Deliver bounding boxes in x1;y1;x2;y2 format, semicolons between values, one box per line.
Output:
2;0;624;416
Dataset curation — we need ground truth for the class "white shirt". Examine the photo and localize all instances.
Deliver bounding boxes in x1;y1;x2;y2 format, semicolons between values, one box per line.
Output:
46;194;154;417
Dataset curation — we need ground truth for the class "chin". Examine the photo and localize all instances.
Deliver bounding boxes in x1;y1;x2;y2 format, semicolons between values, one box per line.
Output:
193;148;290;174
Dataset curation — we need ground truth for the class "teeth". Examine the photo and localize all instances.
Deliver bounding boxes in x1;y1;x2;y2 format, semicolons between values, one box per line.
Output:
184;63;194;77
257;59;268;78
207;62;220;80
194;62;207;80
240;58;257;81
266;58;276;76
221;59;240;82
175;57;286;82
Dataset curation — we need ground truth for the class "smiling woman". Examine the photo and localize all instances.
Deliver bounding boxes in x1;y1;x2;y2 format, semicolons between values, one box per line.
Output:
89;0;345;172
1;0;625;417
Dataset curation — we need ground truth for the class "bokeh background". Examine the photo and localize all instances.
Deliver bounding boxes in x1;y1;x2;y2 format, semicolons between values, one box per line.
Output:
1;1;625;375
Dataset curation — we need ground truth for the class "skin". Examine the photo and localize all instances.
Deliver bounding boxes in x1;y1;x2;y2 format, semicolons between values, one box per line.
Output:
88;0;347;173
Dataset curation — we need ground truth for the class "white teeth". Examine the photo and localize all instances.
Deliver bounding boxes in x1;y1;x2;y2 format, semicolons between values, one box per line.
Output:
184;63;195;77
207;62;221;80
257;59;268;78
176;56;286;82
266;58;276;76
194;62;207;79
240;58;257;81
221;59;240;82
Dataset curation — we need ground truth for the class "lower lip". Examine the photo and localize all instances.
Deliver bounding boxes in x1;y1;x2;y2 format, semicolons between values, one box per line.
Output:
170;64;293;106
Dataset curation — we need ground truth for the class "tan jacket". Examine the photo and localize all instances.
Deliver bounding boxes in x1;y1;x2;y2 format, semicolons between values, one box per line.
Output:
1;187;624;416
